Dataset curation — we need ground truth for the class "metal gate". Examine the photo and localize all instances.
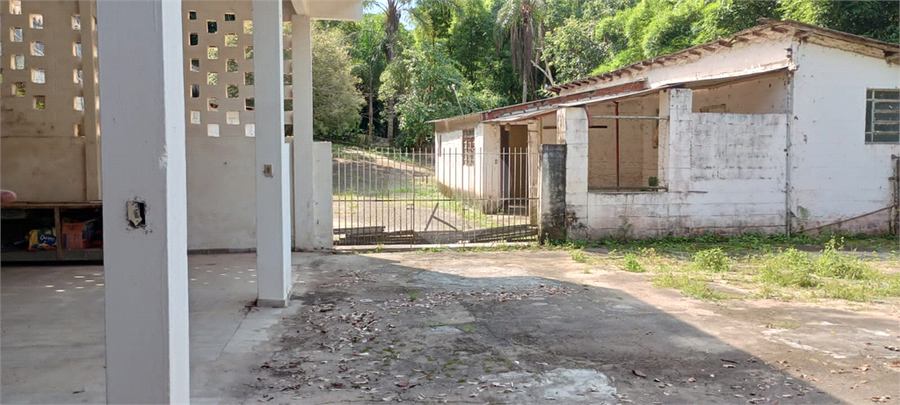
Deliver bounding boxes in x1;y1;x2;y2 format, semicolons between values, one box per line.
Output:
333;145;538;246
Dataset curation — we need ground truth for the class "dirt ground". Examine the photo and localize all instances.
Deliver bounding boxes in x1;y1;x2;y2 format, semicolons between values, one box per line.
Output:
250;250;900;404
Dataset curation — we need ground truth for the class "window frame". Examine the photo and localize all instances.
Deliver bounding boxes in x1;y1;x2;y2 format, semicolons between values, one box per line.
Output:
866;88;899;144
462;129;475;167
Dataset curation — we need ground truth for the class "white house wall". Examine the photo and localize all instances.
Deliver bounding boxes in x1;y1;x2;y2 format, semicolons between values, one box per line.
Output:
181;1;295;249
790;41;900;233
434;123;502;207
434;128;478;197
691;71;789;114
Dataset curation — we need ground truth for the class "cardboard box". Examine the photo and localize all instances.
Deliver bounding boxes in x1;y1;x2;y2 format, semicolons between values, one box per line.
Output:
61;220;95;250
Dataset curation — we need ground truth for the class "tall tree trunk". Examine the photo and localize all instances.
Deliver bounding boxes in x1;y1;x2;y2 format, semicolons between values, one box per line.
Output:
386;99;395;140
522;74;528;102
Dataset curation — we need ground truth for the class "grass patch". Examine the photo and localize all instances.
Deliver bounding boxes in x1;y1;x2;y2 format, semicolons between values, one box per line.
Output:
570;249;588;263
692;248;731;272
652;269;728;300
551;232;898;255
753;238;899;302
588;235;899;303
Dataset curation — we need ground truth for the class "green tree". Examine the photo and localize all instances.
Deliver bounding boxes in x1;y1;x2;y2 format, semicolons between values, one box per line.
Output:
779;1;899;43
344;14;387;142
496;0;548;102
543;17;608;83
382;42;503;147
313;26;365;142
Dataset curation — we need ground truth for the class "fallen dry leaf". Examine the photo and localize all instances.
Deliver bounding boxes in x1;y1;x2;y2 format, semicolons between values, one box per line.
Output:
632;370;647;378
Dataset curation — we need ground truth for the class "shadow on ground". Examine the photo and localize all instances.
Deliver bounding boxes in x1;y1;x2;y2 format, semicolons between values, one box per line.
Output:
253;253;843;405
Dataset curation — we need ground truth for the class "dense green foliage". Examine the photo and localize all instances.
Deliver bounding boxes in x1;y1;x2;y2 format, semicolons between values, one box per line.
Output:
312;0;898;146
312;26;365;142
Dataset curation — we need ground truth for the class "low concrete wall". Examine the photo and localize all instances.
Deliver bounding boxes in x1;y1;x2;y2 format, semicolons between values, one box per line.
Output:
582;96;788;238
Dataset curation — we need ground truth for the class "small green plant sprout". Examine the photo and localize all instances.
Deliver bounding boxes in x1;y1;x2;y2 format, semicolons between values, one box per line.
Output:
622;253;644;272
570;249;587;263
693;247;731;272
407;291;420;301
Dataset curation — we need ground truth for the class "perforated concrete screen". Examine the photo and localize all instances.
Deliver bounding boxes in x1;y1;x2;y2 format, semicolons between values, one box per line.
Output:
0;0;295;203
1;0;100;202
182;1;294;139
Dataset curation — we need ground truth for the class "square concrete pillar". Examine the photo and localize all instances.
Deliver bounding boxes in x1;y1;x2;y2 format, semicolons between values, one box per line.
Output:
658;89;693;193
312;142;334;249
254;0;292;307
540;144;567;242
97;0;189;402
557;107;589;237
292;13;316;250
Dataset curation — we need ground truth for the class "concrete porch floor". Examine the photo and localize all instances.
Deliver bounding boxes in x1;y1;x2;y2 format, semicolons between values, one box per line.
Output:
1;253;302;404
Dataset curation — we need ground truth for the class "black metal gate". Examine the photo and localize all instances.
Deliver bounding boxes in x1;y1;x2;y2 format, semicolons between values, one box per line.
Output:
332;146;537;246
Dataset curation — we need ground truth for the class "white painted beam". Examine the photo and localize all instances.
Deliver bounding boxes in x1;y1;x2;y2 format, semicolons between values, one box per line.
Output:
254;0;292;307
292;14;315;250
290;0;363;21
96;0;189;402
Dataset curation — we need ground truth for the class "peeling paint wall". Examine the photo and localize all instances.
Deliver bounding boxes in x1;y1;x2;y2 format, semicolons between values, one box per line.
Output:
789;42;900;234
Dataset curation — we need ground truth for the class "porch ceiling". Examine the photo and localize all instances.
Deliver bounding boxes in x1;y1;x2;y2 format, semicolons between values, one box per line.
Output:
290;0;363;21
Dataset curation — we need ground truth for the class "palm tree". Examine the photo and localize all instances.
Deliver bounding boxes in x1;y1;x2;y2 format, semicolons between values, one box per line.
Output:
497;0;546;102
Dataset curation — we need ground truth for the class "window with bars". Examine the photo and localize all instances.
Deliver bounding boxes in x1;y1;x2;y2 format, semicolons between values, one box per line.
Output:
866;89;899;143
463;129;475;167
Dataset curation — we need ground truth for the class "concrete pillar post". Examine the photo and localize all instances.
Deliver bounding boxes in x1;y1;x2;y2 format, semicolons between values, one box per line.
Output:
291;13;315;250
96;0;189;402
557;107;589;238
526;120;541;224
80;0;101;201
254;0;292;307
312;142;334;249
539;144;567;242
658;89;693;193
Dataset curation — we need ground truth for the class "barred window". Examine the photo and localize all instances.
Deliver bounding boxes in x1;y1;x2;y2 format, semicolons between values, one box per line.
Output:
866;89;899;143
463;129;475;167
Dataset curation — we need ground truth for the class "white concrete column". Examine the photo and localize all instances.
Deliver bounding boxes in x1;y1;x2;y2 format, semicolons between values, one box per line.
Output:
80;0;101;201
96;0;189;402
291;13;315;250
658;89;693;193
557;107;589;237
254;0;292;307
312;142;334;249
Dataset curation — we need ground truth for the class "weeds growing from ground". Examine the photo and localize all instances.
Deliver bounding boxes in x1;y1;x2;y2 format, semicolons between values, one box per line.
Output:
622;253;644;273
568;235;899;303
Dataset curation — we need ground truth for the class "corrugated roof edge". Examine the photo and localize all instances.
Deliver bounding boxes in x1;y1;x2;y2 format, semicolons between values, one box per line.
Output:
546;19;899;94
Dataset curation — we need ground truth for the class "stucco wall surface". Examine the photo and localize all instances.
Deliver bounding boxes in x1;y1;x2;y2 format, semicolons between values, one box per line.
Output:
789;41;900;234
585;111;788;239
